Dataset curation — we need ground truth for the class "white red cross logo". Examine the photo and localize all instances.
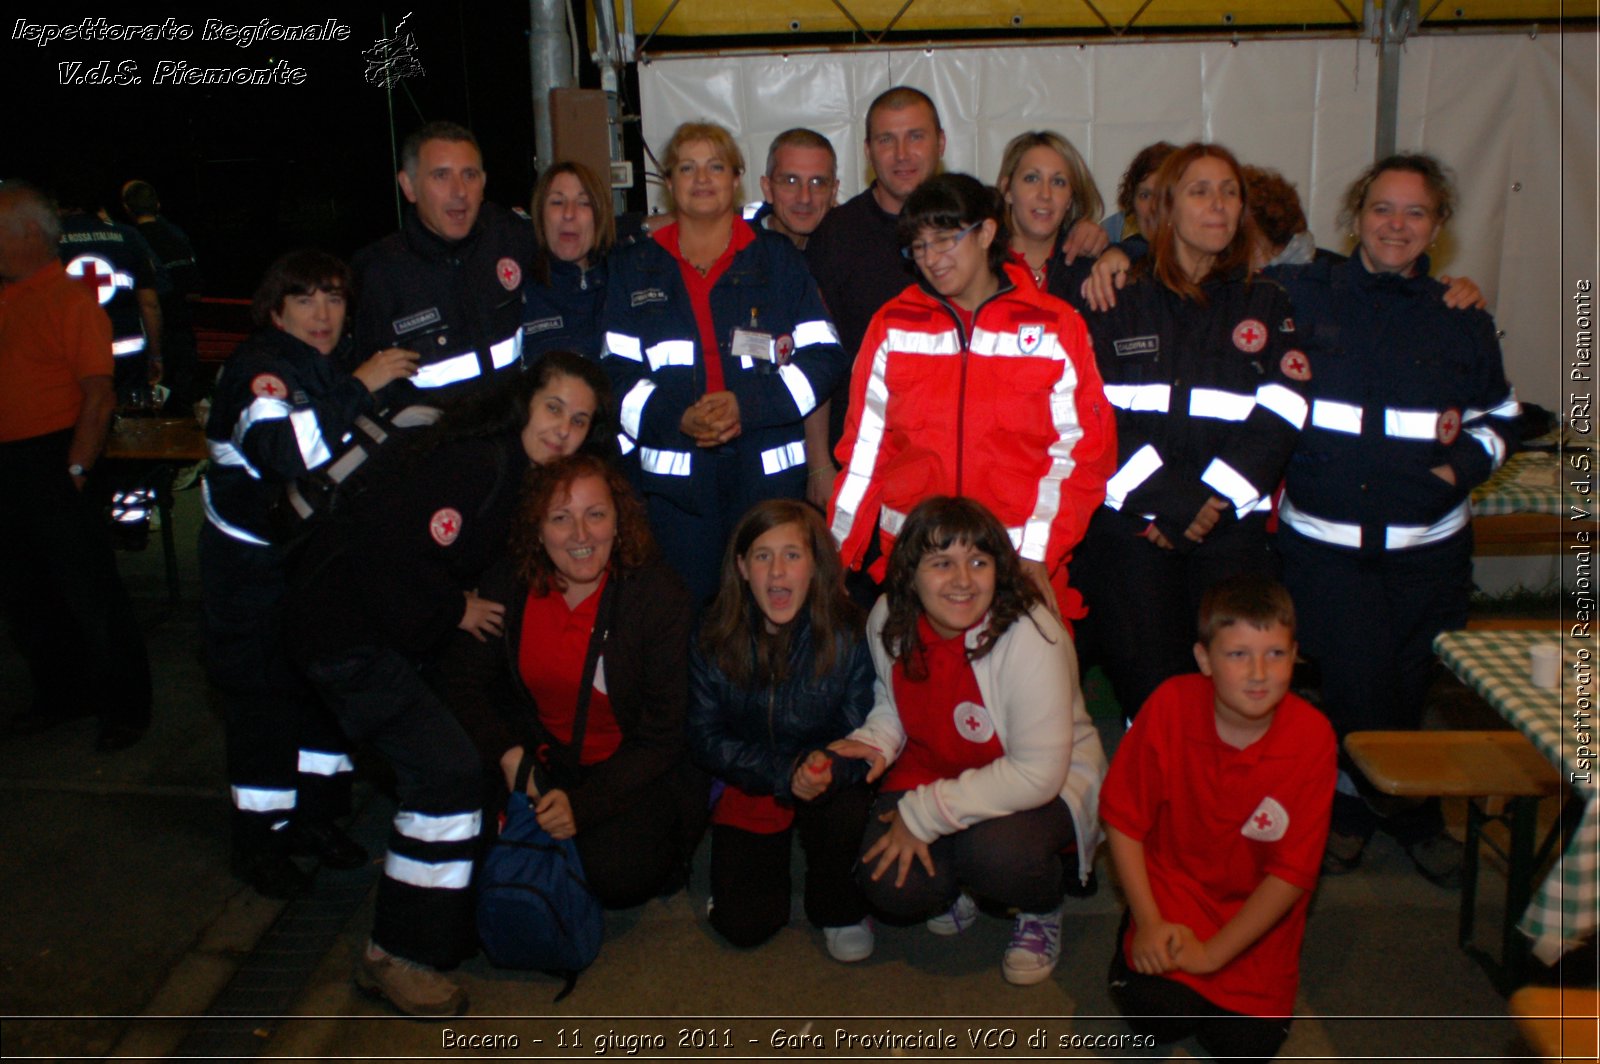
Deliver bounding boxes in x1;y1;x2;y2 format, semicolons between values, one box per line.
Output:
953;700;994;743
250;373;288;399
496;257;522;290
429;507;463;546
1280;350;1312;382
66;254;131;306
1437;408;1461;445
1241;796;1289;842
1232;319;1267;353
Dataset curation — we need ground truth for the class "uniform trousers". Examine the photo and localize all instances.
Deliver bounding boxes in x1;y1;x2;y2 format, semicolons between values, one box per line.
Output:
1075;508;1276;718
1278;526;1472;840
0;429;150;730
708;782;873;948
1108;912;1291;1064
199;525;353;854
303;645;482;968
856;791;1074;919
565;760;707;911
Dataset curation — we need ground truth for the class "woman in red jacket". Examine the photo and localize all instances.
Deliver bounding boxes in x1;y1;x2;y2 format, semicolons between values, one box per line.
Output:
827;173;1114;623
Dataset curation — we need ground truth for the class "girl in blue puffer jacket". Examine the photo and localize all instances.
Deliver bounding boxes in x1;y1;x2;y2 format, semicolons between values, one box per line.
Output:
688;499;877;962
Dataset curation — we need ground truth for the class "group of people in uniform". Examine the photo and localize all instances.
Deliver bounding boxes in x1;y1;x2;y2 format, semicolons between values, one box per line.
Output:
3;79;1518;1048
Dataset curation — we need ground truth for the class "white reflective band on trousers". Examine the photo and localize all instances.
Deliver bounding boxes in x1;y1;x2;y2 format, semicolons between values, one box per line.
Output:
395;809;480;843
111;336;147;357
384;851;474;890
298;749;355;776
232;784;296;812
410;332;522;390
1279;494;1472;551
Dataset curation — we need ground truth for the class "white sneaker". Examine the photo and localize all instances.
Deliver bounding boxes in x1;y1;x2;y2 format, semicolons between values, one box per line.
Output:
355;941;466;1016
1002;907;1062;986
823;918;875;962
926;891;978;936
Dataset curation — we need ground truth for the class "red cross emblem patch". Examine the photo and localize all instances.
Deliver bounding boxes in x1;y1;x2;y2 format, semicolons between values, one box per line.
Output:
1240;796;1289;842
496;257;522;290
1280;350;1312;382
429;507;463;546
953;700;995;744
1018;324;1044;354
1437;408;1461;445
775;333;794;365
250;373;289;399
1232;319;1267;353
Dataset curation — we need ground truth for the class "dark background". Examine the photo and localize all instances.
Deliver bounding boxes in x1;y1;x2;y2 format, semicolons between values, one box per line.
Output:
6;4;554;296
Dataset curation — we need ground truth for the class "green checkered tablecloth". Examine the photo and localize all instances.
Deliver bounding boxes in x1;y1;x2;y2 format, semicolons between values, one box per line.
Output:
1434;629;1598;964
1470;452;1563;517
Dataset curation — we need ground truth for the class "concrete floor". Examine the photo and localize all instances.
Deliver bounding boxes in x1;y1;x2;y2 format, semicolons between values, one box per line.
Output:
0;483;1584;1061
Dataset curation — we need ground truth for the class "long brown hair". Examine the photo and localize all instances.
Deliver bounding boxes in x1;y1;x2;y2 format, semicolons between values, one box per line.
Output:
1145;142;1254;304
879;497;1045;681
699;499;860;688
511;454;654;596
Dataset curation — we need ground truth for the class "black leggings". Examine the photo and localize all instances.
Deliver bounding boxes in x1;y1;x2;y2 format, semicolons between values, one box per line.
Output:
708;783;872;948
1107;911;1291;1064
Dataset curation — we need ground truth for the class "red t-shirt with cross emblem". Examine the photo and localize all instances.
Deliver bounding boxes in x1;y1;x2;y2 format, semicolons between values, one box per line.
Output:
883;618;1005;792
1100;673;1336;1017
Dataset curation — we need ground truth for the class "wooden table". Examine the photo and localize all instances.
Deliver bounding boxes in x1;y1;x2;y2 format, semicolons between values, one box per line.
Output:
103;416;207;603
1434;630;1597;967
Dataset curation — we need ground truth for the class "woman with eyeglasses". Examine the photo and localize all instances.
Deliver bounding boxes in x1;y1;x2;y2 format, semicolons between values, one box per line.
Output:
828;173;1115;623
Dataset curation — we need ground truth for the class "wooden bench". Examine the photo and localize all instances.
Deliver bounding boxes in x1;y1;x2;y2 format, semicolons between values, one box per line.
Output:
1509;986;1600;1061
1344;730;1564;991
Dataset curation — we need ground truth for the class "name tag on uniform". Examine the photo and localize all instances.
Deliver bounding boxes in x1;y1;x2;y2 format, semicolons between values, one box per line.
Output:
394;307;442;335
523;315;563;336
731;327;776;362
1114;335;1160;358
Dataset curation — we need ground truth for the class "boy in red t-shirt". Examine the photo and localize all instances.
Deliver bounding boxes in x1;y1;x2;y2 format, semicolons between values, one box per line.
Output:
1101;575;1335;1063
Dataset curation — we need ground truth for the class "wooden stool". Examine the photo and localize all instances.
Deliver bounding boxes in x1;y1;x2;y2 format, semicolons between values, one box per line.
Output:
1510;986;1600;1061
1344;731;1563;991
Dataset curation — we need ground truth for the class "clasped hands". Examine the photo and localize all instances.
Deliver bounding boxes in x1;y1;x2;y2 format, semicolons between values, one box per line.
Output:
680;390;741;447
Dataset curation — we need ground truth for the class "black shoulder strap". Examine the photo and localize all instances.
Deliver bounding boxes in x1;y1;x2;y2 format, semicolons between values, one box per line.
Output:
535;573;620;782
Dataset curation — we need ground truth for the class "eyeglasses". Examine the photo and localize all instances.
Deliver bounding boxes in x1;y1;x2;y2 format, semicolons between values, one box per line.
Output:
903;222;981;262
771;173;835;191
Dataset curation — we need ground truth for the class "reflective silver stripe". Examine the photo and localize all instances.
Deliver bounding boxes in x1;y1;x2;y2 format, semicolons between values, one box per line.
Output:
1384;408;1440;440
831;338;893;547
1255;383;1308;429
879;504;907;536
384;852;473;890
1385;500;1471;549
619;379;656;439
645;339;696;372
412;350;480;389
1103;444;1163;511
777;363;817;415
1279;495;1362;548
232;785;295;813
793;319;839;348
1466;392;1521;421
1201;456;1263;514
1465;424;1507;466
760;441;806;476
298;749;354;776
1188;388;1256;422
640;447;693;476
235;396;291;442
1104;383;1171;413
201;479;271;545
111;336;147;356
1311;399;1363;435
616;433;635;455
287;408;331;470
1280;495;1471;550
1020;349;1085;562
605;331;643;362
394;809;481;844
207;438;263;480
884;327;960;356
969;324;1068;360
489;331;521;371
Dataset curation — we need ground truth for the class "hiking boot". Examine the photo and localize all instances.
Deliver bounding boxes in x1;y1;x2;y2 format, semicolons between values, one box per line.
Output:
356;942;467;1017
232;850;311;901
1403;830;1465;889
823;918;875;963
926;891;978;936
284;820;368;869
1002;907;1062;986
1321;829;1368;876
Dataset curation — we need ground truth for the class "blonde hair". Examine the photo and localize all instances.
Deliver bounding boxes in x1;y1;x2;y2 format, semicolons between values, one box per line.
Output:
996;131;1104;233
660;122;745;212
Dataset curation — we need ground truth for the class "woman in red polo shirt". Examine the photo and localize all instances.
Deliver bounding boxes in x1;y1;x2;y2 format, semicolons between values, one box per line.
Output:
830;496;1107;987
448;453;704;913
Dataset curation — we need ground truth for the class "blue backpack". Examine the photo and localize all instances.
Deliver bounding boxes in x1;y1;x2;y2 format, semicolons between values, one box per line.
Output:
476;579;615;999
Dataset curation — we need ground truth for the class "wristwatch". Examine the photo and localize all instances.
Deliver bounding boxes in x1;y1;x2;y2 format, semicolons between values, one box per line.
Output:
68;463;87;477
